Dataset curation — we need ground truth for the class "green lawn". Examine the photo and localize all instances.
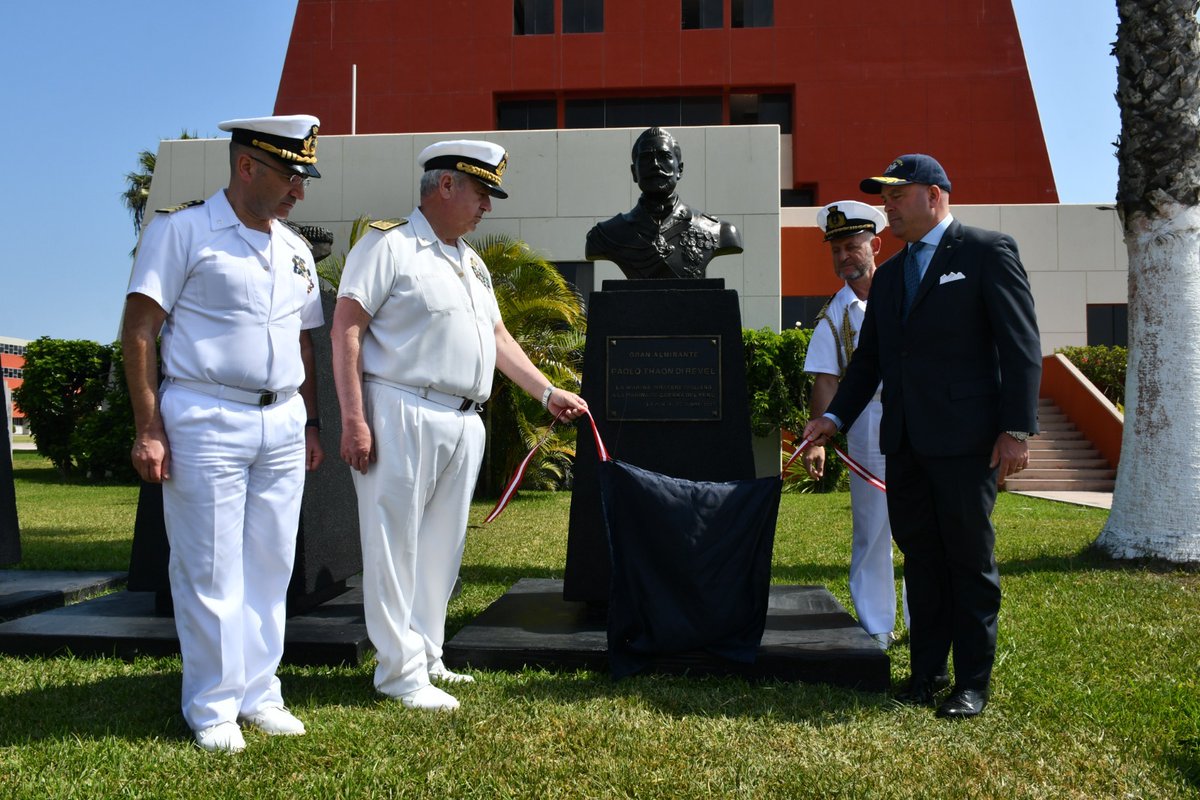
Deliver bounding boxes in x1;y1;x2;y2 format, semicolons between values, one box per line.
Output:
2;453;1197;798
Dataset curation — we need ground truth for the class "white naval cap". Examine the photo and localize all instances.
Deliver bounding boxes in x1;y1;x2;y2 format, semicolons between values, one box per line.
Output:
815;200;887;241
418;139;509;198
218;114;321;178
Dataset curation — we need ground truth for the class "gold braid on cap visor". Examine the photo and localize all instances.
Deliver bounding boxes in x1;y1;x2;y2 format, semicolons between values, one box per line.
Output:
456;160;503;186
251;127;319;165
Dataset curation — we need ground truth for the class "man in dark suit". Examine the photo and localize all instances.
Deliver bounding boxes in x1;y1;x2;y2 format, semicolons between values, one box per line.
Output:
802;154;1041;719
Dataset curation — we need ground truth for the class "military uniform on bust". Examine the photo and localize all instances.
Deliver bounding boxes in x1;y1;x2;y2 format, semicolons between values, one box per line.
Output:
585;127;743;280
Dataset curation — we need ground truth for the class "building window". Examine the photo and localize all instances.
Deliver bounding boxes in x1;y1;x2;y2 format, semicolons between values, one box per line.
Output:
564;0;603;33
498;99;558;130
514;0;553;35
1087;304;1128;347
565;96;722;129
780;187;816;207
784;297;835;330
729;93;792;133
554;261;595;310
732;0;773;28
682;0;722;29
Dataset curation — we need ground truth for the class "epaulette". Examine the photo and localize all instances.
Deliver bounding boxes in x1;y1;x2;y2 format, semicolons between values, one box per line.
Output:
369;218;409;231
155;199;205;214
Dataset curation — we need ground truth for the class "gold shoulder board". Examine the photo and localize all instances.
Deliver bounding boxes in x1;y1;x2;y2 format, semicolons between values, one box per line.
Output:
369;218;409;231
155;199;205;214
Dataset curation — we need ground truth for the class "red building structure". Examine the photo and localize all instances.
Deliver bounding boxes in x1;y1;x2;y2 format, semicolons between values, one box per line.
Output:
275;0;1056;304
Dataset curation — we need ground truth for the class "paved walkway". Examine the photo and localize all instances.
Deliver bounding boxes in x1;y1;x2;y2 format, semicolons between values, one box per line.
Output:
1009;490;1112;510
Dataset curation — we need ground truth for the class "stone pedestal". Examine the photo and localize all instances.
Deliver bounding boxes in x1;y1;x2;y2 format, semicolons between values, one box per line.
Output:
0;418;20;567
563;279;756;603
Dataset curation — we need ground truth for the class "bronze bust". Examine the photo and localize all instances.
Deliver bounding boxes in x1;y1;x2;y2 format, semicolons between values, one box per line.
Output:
585;127;744;280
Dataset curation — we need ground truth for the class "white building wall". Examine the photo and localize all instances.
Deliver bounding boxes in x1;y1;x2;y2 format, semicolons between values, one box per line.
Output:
145;129;1126;352
144;126;784;332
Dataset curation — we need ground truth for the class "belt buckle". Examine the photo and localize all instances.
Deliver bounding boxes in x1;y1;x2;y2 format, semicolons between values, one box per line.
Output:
259;391;277;407
458;398;473;412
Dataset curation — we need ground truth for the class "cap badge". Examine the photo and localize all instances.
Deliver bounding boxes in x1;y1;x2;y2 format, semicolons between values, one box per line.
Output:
826;206;847;230
886;158;903;173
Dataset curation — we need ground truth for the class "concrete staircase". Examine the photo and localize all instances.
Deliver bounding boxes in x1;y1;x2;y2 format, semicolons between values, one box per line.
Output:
1004;398;1117;492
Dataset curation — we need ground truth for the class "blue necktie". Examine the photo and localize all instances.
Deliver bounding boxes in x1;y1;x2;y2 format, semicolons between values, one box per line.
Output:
902;242;926;317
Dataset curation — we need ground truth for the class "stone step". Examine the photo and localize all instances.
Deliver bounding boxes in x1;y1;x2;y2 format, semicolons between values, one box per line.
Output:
1028;457;1110;469
1018;467;1116;480
1028;438;1094;451
1031;429;1085;441
1038;413;1069;424
1005;477;1116;492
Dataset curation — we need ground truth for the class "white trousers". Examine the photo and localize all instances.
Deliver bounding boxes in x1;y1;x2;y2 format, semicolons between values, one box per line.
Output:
160;384;306;731
847;398;909;636
353;382;485;697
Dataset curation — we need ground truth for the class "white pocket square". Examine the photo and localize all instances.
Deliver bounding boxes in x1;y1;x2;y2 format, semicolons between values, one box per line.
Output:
939;271;966;285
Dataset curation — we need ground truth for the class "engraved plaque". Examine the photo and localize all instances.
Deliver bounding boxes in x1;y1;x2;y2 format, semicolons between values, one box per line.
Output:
606;335;721;421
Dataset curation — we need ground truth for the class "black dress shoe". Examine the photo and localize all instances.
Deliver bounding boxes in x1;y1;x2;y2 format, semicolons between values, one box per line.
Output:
936;687;988;719
894;671;951;706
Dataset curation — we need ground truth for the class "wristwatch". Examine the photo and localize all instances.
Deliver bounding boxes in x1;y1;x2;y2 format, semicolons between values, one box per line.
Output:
1004;430;1030;442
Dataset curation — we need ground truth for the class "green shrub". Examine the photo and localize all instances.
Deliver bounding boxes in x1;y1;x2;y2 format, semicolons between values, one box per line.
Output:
12;338;112;478
1056;345;1127;407
742;327;846;492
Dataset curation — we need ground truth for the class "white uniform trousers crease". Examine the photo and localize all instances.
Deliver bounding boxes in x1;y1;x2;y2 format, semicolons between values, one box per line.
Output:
353;382;485;698
846;398;908;636
160;385;307;731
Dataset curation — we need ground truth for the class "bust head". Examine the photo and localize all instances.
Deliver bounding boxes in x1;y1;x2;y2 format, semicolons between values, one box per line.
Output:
630;127;684;197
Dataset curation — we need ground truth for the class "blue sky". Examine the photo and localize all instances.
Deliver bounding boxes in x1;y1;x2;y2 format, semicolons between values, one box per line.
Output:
0;1;1120;343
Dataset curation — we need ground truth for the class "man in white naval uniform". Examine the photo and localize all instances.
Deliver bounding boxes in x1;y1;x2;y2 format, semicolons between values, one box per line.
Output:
332;140;588;712
802;200;907;649
123;115;325;753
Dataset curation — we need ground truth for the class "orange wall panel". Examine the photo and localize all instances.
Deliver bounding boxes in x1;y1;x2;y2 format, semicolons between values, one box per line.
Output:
275;0;1057;203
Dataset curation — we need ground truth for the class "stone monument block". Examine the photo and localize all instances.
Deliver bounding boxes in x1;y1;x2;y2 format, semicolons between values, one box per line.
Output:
563;279;756;604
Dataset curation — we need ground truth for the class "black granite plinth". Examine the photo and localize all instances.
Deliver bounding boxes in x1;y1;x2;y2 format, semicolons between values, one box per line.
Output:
0;583;371;666
564;280;758;604
443;579;889;691
1;424;19;566
126;289;363;615
0;570;126;622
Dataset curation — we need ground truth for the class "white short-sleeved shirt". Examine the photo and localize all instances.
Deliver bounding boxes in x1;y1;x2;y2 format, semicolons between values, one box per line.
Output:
337;208;502;402
804;283;866;378
127;188;324;394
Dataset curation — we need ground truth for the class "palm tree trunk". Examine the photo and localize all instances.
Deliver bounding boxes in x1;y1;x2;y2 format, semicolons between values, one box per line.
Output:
1096;0;1200;562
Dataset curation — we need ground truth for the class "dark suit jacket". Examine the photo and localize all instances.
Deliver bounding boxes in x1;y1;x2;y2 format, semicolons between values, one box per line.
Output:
828;219;1042;457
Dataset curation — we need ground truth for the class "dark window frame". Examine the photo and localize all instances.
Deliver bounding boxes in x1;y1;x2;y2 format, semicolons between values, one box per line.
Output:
514;0;554;35
563;0;604;33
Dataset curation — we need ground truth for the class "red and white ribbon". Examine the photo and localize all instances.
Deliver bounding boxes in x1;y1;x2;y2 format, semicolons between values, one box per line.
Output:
487;412;885;524
485;410;610;524
783;437;886;493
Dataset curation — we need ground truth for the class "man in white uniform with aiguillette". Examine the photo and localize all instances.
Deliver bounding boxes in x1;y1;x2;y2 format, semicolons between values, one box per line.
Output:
123;115;324;753
332;140;587;712
802;200;907;649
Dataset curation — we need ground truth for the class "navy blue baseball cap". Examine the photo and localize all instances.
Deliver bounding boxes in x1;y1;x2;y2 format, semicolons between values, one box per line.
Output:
860;154;951;194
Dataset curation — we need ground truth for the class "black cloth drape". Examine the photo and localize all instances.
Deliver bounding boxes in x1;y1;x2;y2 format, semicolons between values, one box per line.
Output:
599;458;780;678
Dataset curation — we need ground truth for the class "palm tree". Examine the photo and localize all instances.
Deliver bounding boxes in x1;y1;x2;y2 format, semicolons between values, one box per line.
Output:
121;148;157;238
121;130;198;241
1095;0;1200;563
469;234;587;497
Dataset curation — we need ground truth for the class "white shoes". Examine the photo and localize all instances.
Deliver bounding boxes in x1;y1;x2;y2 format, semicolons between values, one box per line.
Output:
871;632;895;650
429;664;475;685
194;721;246;753
239;705;307;736
400;684;460;712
